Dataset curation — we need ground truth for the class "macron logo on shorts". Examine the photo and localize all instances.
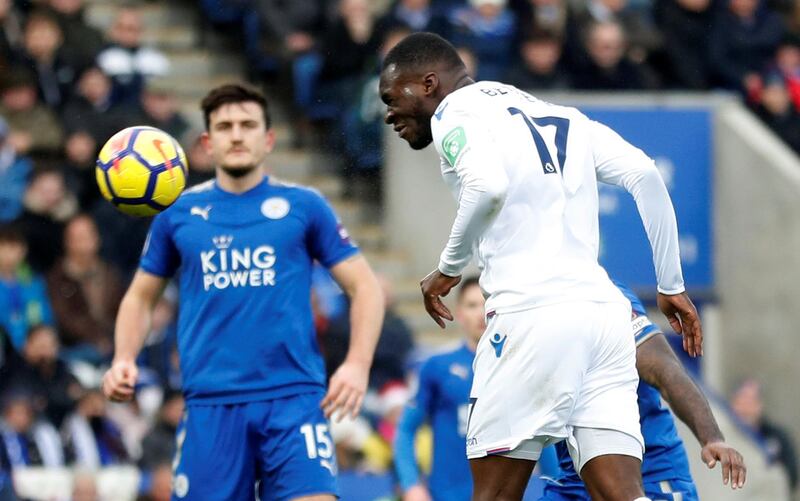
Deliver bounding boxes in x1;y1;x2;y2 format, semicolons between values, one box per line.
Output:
489;333;507;358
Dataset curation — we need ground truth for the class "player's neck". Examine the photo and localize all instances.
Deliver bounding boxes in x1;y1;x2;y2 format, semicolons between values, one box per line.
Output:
215;167;265;194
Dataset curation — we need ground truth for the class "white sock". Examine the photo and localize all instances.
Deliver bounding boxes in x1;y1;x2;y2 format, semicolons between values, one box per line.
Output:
633;498;652;501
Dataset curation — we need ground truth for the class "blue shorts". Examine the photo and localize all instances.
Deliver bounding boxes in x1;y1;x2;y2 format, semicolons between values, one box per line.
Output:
539;478;698;501
172;392;338;501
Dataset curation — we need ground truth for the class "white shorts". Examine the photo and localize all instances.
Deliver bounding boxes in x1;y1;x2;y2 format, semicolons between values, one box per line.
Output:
465;300;644;462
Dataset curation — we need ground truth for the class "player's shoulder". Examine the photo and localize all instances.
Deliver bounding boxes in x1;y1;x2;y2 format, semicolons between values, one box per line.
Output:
266;176;327;202
174;179;216;205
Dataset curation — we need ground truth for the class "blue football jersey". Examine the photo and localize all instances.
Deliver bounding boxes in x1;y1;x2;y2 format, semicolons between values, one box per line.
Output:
547;282;693;495
395;343;475;501
139;177;358;404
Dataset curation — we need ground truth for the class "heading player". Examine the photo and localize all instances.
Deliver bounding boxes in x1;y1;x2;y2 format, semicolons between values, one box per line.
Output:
380;33;702;501
540;282;745;501
394;276;485;501
102;84;385;501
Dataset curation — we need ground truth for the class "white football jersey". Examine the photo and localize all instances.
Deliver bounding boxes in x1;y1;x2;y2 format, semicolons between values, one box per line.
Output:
431;81;684;314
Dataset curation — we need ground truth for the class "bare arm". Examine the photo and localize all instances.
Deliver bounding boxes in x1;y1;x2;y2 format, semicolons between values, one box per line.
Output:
102;270;167;402
321;255;384;419
637;333;746;488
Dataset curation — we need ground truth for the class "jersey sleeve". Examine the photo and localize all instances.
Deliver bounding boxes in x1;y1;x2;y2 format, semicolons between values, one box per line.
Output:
139;212;180;278
393;359;437;491
615;281;663;346
591;120;685;295
306;191;359;268
431;100;509;277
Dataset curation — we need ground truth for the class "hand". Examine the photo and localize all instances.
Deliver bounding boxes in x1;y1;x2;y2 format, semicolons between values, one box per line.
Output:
321;359;369;421
420;270;461;329
403;484;432;501
102;359;138;402
657;292;703;357
8;131;32;154
701;441;746;489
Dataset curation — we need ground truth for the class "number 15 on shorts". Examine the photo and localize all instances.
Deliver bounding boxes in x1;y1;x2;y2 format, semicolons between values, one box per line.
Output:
300;423;337;475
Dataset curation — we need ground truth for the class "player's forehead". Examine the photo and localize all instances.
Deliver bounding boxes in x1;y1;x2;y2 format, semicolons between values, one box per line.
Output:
379;64;413;101
208;101;264;126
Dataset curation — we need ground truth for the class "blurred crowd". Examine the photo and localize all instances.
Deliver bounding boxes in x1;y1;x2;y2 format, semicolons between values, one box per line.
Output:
0;0;799;498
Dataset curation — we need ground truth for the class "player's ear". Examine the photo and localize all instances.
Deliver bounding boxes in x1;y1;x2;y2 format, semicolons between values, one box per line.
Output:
200;131;212;155
422;71;439;97
264;129;276;154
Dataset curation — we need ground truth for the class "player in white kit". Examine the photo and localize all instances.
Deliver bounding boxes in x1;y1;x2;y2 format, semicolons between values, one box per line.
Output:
379;33;703;501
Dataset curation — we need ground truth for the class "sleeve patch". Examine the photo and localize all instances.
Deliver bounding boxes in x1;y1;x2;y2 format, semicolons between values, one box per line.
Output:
442;126;467;166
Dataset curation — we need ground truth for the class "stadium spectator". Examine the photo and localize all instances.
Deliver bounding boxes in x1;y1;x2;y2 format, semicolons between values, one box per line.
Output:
46;0;104;68
16;167;77;274
324;274;414;392
47;214;124;364
572;20;652;89
765;35;800;111
708;0;784;94
96;5;170;105
0;0;23;67
512;0;569;39
129;78;190;141
754;77;800;152
448;0;517;80
62;389;130;468
138;390;183;471
15;10;81;110
653;0;714;89
62;66;130;147
317;0;381;116
731;378;799;490
456;45;479;79
0;117;32;222
375;0;450;36
0;67;64;158
0;324;81;427
505;29;571;89
70;470;99;501
254;0;325;61
567;0;662;66
0;225;53;350
0;392;65;468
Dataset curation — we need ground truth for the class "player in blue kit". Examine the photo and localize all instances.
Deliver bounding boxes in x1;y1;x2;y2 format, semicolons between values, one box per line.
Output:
540;282;746;501
102;84;385;501
394;276;484;501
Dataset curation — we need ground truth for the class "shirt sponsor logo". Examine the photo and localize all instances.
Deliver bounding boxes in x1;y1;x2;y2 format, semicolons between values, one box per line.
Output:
442;126;467;166
201;235;277;291
489;333;507;358
173;473;189;498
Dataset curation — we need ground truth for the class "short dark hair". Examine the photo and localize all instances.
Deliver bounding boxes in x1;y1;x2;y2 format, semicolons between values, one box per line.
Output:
457;275;481;301
200;83;271;130
0;224;25;245
383;32;465;74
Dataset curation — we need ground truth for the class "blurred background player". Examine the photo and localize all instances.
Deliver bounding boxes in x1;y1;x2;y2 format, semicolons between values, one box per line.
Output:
102;83;385;501
540;281;746;501
380;32;703;501
393;276;484;501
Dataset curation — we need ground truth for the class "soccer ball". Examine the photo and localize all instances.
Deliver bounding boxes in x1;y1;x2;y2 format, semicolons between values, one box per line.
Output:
96;126;188;217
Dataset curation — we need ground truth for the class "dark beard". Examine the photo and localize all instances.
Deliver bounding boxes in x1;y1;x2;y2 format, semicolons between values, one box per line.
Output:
408;110;434;150
220;165;257;178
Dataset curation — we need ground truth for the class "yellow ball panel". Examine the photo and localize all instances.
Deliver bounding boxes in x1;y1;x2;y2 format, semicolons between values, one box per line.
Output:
95;168;113;202
152;165;187;207
133;129;179;167
115;204;161;217
106;156;152;199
